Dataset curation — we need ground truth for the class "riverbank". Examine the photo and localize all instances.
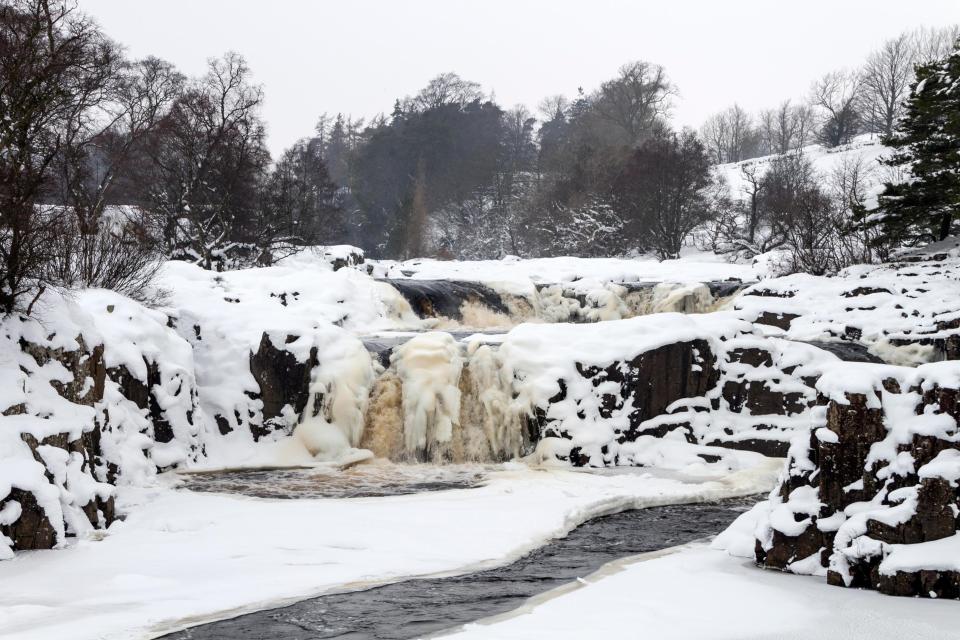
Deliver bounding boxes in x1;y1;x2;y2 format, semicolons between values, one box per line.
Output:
0;460;779;640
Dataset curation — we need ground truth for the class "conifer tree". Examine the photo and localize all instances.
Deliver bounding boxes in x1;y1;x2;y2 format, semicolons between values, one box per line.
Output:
867;39;960;244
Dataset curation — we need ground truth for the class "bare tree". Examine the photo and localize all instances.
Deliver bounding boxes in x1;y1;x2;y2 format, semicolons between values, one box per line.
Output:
828;153;884;264
793;103;817;149
811;70;863;147
52;56;182;294
759;100;805;155
592;61;674;143
911;25;960;66
0;0;121;312
724;104;755;162
739;162;766;246
860;33;914;137
140;52;269;270
537;94;569;121
611;130;716;259
701;104;759;163
411;72;483;111
701;111;730;163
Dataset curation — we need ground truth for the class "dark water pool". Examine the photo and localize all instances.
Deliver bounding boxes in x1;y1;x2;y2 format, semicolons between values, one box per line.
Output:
178;463;487;500
160;495;757;640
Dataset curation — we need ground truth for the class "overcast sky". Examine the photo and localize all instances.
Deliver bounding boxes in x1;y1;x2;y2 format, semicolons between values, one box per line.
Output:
81;0;959;156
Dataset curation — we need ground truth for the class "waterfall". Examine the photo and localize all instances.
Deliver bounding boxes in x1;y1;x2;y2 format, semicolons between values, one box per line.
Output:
458;342;525;461
290;338;376;462
359;332;525;463
290;277;746;466
376;279;735;329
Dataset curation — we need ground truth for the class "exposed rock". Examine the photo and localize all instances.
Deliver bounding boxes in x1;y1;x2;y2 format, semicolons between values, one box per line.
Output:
528;339;718;466
1;489;58;551
754;311;799;330
842;286;892;297
248;333;318;439
755;368;960;598
1;336;117;554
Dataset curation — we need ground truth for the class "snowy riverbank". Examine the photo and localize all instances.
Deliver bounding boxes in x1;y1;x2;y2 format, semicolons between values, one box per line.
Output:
441;543;960;640
0;460;779;640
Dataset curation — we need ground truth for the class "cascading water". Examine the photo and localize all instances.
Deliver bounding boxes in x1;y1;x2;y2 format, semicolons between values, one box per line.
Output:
290;277;747;466
376;278;742;329
360;332;525;463
288;337;377;463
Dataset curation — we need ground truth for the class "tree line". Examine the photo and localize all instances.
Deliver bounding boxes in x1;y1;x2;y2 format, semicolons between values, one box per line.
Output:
1;0;958;315
700;26;958;163
1;0;346;312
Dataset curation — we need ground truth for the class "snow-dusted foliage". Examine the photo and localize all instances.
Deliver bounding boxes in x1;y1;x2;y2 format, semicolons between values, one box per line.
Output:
706;135;893;273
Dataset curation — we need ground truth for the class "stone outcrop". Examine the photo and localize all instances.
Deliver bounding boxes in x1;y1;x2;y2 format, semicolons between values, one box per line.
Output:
106;358;202;461
754;363;960;598
525;331;832;465
1;336;116;553
248;333;318;439
539;340;719;466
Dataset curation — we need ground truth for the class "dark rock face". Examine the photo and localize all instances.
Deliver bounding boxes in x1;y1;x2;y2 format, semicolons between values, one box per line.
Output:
754;311;799;330
107;360;192;447
1;489;58;551
756;379;960;598
593;339;718;429
528;340;719;466
842;286;893;298
380;279;509;320
705;438;790;458
706;280;750;298
248;333;318;439
527;335;839;463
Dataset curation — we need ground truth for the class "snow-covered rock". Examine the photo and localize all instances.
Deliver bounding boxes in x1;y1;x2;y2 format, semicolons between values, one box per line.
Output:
749;358;960;597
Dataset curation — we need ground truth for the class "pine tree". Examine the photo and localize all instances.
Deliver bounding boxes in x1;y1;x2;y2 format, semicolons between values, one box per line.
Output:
867;40;960;244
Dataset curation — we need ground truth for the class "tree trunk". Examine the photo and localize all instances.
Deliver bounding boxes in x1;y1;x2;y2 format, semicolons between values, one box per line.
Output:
939;212;952;241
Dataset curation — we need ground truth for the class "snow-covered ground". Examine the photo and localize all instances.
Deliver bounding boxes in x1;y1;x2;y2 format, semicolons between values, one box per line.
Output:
441;544;960;640
716;134;890;209
369;246;758;286
0;460;779;640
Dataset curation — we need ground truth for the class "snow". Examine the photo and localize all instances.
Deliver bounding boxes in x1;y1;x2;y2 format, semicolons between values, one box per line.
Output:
5;234;960;636
0;460;781;640
502;312;750;409
717;135;891;211
440;545;960;640
733;255;960;358
290;332;377;463
368;248;757;287
881;533;960;575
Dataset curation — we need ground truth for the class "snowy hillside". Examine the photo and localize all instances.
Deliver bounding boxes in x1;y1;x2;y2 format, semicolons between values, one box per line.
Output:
716;134;891;209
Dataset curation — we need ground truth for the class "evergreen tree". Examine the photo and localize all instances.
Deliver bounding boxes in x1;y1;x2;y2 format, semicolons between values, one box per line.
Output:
324;113;350;185
867;40;960;244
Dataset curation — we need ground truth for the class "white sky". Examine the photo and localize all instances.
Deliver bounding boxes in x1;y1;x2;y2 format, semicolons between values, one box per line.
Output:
81;0;960;156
